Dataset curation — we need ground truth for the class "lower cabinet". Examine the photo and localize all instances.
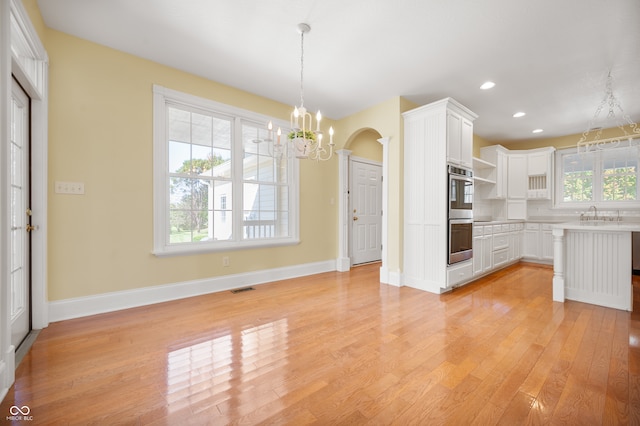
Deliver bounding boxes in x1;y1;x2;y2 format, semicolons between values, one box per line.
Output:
447;260;474;287
523;223;554;263
473;222;523;277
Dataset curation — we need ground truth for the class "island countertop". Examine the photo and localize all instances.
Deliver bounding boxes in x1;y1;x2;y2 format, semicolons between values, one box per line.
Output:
553;221;640;232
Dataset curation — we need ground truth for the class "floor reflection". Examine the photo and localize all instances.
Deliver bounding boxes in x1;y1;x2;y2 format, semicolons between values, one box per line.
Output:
166;318;288;414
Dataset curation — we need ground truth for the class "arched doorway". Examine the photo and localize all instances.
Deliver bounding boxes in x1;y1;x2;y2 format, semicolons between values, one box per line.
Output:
337;128;389;276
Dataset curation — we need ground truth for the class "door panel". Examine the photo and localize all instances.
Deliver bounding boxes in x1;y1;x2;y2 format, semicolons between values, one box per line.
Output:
10;78;31;348
351;160;382;265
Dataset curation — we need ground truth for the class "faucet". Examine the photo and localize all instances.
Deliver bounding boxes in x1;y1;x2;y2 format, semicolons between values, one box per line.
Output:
588;205;598;220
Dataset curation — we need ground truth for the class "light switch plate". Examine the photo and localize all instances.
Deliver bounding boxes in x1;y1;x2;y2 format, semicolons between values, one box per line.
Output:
55;181;85;195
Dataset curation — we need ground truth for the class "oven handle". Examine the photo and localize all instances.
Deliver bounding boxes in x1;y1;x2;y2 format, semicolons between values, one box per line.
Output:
449;218;473;225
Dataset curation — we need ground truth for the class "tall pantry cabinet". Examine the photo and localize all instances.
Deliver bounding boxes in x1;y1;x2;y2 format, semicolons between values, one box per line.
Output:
403;98;478;293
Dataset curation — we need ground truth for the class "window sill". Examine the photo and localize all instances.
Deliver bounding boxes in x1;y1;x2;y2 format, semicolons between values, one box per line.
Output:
152;238;301;257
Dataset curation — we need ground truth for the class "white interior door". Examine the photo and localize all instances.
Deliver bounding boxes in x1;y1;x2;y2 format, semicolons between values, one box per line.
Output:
350;159;382;265
10;77;31;349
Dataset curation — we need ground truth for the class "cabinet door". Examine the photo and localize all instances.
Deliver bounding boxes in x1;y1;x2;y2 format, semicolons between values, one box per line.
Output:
507;154;527;199
496;152;508;199
460;118;473;168
482;234;493;272
508;232;516;261
527;152;548;176
473;235;483;275
523;228;540;258
446;112;462;166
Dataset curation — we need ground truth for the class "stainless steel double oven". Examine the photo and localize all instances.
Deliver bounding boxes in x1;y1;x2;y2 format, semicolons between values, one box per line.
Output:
448;165;473;264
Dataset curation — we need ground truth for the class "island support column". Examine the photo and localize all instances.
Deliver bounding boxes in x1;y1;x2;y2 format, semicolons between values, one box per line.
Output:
552;228;565;302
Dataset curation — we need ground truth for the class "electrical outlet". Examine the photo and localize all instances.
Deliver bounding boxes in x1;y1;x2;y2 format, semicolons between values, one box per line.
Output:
55;181;85;195
222;256;230;267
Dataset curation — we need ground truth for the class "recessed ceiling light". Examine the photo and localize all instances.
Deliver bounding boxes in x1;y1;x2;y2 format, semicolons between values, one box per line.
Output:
532;129;544;134
513;112;526;118
480;81;495;90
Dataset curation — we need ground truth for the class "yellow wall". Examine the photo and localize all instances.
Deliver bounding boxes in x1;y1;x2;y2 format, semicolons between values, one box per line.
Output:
473;134;493;157
499;126;637;151
32;20;339;300
347;129;383;162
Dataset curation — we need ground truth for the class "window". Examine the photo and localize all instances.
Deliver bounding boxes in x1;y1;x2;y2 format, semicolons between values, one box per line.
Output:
153;86;298;256
555;143;639;208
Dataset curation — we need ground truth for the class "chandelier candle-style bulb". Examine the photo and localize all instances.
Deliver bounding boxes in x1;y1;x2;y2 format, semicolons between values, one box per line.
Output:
293;107;300;129
316;111;322;131
267;121;273;141
329;126;334;145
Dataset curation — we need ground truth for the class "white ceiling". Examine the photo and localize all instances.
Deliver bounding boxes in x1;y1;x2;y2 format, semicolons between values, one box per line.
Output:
37;0;640;142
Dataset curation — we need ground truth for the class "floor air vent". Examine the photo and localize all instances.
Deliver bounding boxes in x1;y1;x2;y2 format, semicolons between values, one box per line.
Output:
230;287;255;294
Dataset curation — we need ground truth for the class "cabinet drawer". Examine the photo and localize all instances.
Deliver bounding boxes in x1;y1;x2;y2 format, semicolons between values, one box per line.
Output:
493;248;509;267
501;224;511;232
525;223;540;231
542;223;554;231
447;262;473;286
492;225;502;233
493;233;509;250
473;226;484;236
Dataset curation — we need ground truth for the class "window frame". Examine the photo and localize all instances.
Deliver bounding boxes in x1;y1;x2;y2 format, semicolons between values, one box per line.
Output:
152;85;299;257
554;142;640;210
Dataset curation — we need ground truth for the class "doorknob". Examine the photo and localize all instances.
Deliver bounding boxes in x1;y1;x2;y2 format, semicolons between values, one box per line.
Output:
26;224;36;232
353;216;359;221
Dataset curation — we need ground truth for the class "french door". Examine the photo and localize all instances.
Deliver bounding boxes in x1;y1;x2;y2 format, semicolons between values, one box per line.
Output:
10;77;31;349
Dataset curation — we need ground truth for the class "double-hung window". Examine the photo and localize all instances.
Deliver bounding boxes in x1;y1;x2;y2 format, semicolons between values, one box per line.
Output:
153;86;298;256
555;142;640;208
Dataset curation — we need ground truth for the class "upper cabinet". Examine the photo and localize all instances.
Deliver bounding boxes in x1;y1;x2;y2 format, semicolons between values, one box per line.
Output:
507;154;527;199
526;148;555;200
447;109;475;168
478;145;556;220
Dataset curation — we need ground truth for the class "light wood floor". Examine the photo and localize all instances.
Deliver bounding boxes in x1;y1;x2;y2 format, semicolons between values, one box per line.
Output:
2;262;639;425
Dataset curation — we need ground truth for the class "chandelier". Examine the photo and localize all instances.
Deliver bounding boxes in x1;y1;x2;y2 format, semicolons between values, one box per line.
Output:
264;23;334;161
577;71;640;154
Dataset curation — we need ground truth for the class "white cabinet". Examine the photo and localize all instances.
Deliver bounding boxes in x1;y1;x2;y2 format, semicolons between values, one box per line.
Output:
403;98;477;294
473;234;483;276
523;223;540;258
473;222;522;277
447;110;474;168
507;154;527;199
528;152;548;175
526;148;555;200
523;222;554;263
447;260;474;287
508;223;522;261
541;224;554;261
482;234;493;273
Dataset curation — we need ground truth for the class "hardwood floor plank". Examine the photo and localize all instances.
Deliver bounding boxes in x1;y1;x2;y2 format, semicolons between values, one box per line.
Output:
0;263;638;425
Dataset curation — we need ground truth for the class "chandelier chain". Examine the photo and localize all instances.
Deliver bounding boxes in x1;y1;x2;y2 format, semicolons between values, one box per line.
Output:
299;29;305;108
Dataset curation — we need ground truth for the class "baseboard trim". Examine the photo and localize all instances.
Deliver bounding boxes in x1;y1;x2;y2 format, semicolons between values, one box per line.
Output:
49;259;336;322
380;266;402;287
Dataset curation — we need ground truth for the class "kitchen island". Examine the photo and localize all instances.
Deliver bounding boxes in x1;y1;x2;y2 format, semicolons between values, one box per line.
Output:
552;221;640;311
